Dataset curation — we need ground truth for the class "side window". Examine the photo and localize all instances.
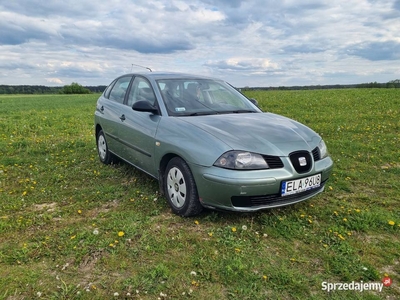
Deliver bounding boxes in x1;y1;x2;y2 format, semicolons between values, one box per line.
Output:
109;76;132;104
127;77;156;107
103;79;116;99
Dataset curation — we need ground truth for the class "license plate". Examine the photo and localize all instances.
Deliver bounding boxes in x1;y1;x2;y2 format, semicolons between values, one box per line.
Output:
281;174;321;196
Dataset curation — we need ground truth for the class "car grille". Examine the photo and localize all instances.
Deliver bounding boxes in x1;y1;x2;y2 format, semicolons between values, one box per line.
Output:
259;148;320;170
289;151;312;174
263;155;284;169
312;147;320;161
231;180;326;208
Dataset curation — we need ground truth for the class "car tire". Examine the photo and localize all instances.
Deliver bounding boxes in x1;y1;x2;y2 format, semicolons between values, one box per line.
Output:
165;157;203;217
97;130;115;165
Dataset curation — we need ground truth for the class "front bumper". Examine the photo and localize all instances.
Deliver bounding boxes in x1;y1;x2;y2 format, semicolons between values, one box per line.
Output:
190;156;333;212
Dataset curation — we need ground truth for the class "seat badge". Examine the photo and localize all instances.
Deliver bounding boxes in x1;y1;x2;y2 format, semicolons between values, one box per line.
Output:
298;157;307;166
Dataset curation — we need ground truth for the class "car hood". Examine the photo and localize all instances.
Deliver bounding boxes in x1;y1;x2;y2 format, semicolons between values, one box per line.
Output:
178;112;320;156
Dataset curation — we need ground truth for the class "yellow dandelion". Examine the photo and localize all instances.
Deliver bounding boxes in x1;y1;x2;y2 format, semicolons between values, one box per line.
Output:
22;191;27;196
235;248;241;253
191;280;199;286
70;235;76;240
262;275;268;280
194;220;199;225
118;231;125;237
343;218;347;222
290;258;296;262
300;214;305;218
388;221;395;226
77;209;82;214
308;219;313;224
329;186;333;191
338;234;345;240
208;232;213;237
231;227;237;232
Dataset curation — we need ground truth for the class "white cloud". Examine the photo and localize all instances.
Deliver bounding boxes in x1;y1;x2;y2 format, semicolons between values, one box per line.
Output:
46;78;63;84
205;57;278;73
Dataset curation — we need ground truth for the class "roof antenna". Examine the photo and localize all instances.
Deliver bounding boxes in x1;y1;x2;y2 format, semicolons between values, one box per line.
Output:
130;63;152;72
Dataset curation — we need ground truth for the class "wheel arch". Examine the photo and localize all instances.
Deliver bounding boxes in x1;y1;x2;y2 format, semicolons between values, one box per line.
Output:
95;124;103;140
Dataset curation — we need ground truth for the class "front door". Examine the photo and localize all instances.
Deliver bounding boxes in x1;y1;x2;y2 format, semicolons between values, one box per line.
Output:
118;76;161;177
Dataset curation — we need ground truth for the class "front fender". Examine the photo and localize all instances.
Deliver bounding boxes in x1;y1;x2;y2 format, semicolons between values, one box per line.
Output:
154;117;231;167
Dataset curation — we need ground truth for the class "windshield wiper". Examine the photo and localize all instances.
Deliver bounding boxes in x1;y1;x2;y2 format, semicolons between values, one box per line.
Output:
219;110;257;114
188;111;220;116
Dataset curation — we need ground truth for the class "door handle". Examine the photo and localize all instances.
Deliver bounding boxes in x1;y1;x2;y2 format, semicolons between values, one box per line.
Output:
120;114;126;121
99;105;104;112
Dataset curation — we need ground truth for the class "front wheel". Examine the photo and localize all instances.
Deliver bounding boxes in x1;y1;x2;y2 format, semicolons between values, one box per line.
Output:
97;129;115;165
165;157;203;217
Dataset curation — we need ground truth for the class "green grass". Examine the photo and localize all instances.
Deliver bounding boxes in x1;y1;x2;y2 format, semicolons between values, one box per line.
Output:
0;90;399;299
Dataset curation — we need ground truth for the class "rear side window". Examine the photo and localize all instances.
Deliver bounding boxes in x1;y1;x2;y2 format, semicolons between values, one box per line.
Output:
103;79;116;99
108;76;133;104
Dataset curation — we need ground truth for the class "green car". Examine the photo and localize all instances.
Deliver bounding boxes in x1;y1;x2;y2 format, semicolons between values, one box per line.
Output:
95;72;333;216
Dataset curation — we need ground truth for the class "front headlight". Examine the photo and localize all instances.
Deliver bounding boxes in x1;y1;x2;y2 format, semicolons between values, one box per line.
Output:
214;151;269;170
318;139;328;159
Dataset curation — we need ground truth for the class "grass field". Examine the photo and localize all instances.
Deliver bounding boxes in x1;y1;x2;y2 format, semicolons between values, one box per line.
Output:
0;89;399;299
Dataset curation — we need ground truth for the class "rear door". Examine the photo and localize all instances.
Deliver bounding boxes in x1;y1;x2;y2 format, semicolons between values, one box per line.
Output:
96;75;133;155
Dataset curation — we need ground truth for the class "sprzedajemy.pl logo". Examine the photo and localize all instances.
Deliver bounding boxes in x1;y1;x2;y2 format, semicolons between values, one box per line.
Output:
322;277;392;293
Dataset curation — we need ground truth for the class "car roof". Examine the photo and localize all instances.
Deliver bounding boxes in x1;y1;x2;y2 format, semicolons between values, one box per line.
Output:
126;72;221;81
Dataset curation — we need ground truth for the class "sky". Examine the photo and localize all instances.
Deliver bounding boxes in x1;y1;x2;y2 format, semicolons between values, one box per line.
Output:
1;0;400;87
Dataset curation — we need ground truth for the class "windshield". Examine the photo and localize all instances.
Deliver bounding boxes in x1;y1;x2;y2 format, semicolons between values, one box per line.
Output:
156;78;260;116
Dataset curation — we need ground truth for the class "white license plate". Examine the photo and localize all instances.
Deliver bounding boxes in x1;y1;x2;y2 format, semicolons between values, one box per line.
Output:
281;174;321;196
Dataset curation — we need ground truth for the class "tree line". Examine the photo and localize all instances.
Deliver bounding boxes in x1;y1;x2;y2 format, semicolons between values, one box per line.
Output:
244;79;400;91
0;83;107;95
1;80;399;95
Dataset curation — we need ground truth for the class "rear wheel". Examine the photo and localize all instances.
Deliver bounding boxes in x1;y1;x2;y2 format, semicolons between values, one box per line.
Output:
97;130;115;165
165;157;203;217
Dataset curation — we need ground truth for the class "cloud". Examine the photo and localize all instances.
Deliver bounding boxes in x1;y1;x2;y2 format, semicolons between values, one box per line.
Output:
394;0;400;10
283;45;326;54
46;78;63;84
200;0;244;9
346;41;400;61
205;58;278;73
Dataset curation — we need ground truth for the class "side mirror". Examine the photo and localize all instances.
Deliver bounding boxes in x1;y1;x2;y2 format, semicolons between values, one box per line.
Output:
132;101;158;114
249;98;259;106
